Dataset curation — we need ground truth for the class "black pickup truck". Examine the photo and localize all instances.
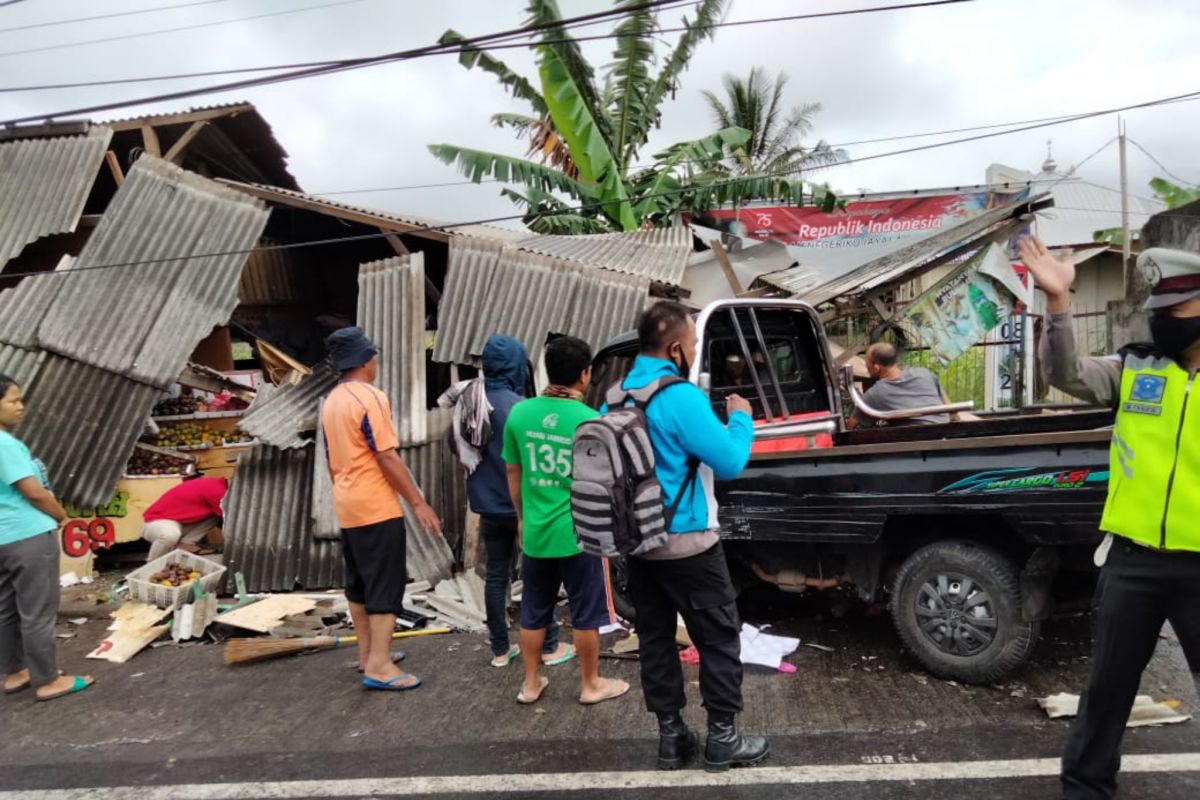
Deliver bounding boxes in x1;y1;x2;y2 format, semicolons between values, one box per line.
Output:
590;299;1113;684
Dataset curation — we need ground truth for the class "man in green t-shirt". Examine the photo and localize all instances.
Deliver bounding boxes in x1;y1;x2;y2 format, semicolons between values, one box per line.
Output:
502;336;629;706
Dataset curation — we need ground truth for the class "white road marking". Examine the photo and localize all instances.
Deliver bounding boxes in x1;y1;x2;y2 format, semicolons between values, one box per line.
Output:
3;754;1199;799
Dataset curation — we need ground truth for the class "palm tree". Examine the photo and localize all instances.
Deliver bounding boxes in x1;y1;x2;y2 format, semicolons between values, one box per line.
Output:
702;67;845;176
428;1;835;234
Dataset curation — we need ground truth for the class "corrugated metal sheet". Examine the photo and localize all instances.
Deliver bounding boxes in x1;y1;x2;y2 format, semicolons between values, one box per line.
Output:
238;239;309;305
310;399;339;540
517;226;690;284
222;444;341;593
0;256;74;349
0;127;111;267
238;359;338;449
0;344;46;394
763;194;1043;306
36;156;269;389
399;438;460;585
18;355;161;506
357;254;427;444
433;237;652;364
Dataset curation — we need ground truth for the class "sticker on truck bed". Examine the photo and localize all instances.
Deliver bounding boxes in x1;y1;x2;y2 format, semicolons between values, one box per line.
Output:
939;467;1109;493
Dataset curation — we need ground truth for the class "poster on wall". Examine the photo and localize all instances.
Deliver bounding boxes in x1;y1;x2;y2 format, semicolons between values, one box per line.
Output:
900;244;1030;366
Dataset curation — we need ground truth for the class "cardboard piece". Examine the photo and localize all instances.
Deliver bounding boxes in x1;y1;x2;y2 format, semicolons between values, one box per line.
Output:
87;603;172;663
1038;693;1192;727
214;595;318;633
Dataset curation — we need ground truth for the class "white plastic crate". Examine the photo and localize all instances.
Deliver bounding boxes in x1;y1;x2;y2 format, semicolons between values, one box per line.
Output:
125;550;226;610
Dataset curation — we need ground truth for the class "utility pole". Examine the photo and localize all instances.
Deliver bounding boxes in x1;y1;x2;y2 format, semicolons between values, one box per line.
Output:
1118;117;1132;294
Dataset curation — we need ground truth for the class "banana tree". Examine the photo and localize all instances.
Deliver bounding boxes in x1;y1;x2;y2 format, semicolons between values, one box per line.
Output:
429;0;835;234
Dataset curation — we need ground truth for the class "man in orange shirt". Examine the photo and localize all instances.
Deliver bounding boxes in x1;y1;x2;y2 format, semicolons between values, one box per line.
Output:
322;327;442;691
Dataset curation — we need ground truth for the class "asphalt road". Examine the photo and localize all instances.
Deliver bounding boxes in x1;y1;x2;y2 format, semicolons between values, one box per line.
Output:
2;596;1198;800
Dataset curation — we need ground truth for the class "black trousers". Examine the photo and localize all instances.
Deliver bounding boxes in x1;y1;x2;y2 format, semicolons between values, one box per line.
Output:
629;541;743;715
1062;537;1200;800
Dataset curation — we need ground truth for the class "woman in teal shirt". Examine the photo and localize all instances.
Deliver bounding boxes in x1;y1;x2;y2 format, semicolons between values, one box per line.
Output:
0;374;94;701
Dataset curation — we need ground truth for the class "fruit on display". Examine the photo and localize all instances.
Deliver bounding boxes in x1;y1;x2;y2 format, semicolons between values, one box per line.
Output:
154;422;223;449
151;563;202;588
153;394;199;416
224;427;253;445
126;449;191;476
199;391;250;413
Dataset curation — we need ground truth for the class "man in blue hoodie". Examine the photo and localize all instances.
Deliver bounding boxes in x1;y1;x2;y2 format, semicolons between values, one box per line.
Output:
621;301;767;772
470;335;569;669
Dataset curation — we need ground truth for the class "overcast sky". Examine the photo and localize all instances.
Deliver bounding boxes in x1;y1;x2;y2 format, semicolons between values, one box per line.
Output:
1;0;1197;228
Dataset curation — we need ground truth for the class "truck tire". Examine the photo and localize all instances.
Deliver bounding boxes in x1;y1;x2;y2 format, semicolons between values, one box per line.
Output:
890;541;1039;684
608;556;637;623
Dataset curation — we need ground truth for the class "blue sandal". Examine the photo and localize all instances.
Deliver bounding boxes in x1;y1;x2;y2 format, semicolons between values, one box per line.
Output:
36;675;93;702
362;674;422;691
355;652;406;673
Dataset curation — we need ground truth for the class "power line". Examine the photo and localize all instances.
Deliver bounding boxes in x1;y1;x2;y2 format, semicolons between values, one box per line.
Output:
1127;138;1198;187
0;0;371;59
2;86;1196;284
0;0;235;35
0;0;974;124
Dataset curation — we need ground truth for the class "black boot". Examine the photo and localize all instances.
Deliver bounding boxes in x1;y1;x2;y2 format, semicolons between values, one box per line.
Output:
656;711;698;770
704;711;769;772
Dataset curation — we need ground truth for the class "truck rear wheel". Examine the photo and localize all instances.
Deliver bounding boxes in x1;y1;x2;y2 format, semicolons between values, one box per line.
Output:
890;541;1038;684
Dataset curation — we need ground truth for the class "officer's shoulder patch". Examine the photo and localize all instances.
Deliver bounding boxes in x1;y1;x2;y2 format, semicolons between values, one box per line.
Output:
1130;374;1167;404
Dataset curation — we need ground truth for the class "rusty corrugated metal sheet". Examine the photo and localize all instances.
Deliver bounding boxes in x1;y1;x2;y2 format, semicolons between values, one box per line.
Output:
0;127;111;267
238;239;308;305
516;226;690;284
0;256;74;349
433;237;651;364
18;355;161;506
357;253;427;445
239;359;338;449
0;344;46;395
35;156;269;389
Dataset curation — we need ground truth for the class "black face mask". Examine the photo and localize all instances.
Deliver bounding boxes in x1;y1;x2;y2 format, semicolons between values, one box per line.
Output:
672;345;690;378
1149;313;1200;363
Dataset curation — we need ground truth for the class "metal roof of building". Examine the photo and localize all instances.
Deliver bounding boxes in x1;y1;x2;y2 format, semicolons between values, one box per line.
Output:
0;344;45;395
0;127;110;267
761;194;1048;306
0;256;73;349
34;156;269;389
516;226;691;285
432;236;650;364
18;355;161;506
358;254;428;445
239;359;339;450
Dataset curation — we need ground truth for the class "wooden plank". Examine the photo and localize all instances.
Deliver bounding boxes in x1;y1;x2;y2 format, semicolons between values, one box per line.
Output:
163;120;207;164
215;595;318;633
710;240;745;295
381;230;410;256
140;125;161;157
105;104;254;132
104;151;124;185
216;180;451;242
87;603;172;663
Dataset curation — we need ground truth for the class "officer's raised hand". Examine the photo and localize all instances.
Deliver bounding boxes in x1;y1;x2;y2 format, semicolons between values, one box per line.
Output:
1019;234;1075;313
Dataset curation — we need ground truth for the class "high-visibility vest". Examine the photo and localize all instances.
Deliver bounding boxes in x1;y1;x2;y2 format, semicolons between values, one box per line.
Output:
1100;353;1199;551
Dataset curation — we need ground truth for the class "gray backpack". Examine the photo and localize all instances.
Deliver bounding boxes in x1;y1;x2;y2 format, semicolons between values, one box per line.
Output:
570;377;699;558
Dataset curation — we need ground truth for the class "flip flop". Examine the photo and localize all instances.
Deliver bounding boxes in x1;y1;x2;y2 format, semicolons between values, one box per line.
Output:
543;643;576;666
491;645;520;668
362;674;422;691
36;675;93;702
580;678;630;706
5;670;63;695
355;652;406;673
517;675;549;705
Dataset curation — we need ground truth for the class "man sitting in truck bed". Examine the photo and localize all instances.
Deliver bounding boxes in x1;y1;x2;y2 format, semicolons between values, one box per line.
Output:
846;342;969;429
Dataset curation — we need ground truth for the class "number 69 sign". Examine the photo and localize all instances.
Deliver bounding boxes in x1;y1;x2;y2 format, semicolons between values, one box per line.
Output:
61;518;116;558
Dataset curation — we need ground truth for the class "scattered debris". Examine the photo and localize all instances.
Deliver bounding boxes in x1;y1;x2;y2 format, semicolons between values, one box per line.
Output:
214;595;318;634
69;617;89;626
613;634;640;655
87;603;171;663
1037;693;1192;727
802;642;835;653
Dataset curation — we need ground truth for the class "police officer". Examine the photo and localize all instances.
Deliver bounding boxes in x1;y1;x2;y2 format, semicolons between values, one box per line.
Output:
1019;220;1200;800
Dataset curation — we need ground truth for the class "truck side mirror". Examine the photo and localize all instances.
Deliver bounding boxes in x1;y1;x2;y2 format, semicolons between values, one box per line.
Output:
698;372;712;395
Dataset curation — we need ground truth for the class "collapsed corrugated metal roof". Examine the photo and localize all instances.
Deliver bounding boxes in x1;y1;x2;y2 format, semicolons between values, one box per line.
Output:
358;254;428;445
433;236;651;364
224;437;461;592
33;156;269;389
516;226;690;285
761;194;1048;306
239;358;339;449
0;127;111;266
238;239;310;305
0;256;73;349
18;355;161;506
0;344;45;394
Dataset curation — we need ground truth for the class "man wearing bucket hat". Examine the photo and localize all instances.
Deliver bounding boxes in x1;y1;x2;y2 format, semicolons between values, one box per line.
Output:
1019;219;1200;800
322;326;442;692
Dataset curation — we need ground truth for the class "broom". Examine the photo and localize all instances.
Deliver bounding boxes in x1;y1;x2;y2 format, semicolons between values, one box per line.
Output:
224;627;451;666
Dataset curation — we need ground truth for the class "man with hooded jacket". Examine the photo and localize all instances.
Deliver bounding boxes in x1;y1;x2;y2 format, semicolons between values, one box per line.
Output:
1019;217;1200;800
462;334;569;669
